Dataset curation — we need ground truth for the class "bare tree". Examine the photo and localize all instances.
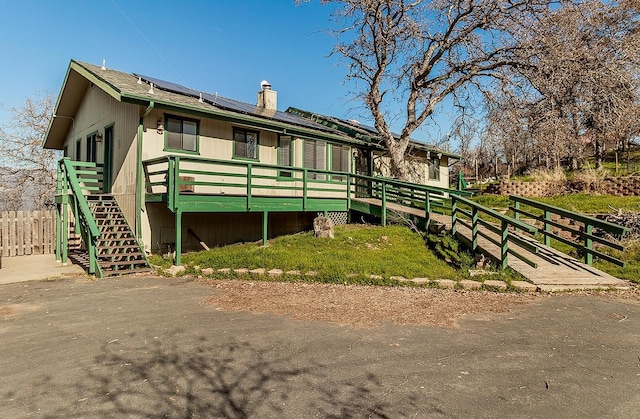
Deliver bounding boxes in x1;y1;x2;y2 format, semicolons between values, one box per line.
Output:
489;1;640;170
0;94;59;210
300;0;555;180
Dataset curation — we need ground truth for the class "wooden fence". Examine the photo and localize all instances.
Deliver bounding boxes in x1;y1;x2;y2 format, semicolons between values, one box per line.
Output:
0;210;56;257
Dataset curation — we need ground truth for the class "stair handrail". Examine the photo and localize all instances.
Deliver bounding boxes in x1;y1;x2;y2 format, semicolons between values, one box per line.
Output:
60;158;100;239
59;158;101;275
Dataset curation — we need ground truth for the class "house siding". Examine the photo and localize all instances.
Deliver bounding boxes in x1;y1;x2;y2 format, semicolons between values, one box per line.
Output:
60;85;140;229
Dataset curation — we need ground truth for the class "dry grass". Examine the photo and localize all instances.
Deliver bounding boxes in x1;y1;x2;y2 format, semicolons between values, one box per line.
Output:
572;166;609;193
526;167;568;183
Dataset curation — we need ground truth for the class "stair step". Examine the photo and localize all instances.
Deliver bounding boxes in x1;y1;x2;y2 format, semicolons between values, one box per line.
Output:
101;267;153;277
98;252;146;260
99;260;148;267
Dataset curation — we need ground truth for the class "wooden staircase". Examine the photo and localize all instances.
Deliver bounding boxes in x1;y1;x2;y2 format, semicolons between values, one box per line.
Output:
86;194;151;276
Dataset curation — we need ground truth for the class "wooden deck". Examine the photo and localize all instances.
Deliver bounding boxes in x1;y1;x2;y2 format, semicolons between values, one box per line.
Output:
352;197;629;290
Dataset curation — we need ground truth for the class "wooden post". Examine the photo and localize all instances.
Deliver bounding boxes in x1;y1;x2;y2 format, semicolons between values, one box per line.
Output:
544;210;551;247
262;211;268;246
9;211;16;256
55;207;61;261
471;207;479;253
501;220;509;269
425;191;431;221
513;201;520;233
585;223;593;265
381;182;387;226
451;199;458;236
62;204;68;265
247;163;252;211
303;169;308;211
17;211;24;256
1;211;8;258
175;210;182;266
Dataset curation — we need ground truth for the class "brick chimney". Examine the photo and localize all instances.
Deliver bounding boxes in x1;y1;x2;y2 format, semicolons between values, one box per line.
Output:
257;80;277;111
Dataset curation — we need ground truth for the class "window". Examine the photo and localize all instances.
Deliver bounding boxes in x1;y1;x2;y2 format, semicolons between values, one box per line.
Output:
233;128;259;160
86;133;97;163
428;156;440;181
331;144;350;181
63;146;68;158
304;139;326;180
278;135;293;177
75;139;81;161
165;115;198;153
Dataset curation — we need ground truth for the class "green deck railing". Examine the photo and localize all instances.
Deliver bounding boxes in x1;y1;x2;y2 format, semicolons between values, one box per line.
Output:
510;195;629;267
56;158;103;276
452;195;540;269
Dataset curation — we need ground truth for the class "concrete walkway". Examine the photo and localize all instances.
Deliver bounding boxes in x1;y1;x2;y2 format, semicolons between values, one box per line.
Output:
0;254;86;284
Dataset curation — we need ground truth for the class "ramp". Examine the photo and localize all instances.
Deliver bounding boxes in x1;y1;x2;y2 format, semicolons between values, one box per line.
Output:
351;196;629;291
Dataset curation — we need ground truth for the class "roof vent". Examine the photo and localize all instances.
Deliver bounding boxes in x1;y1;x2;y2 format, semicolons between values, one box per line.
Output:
148;83;155;95
101;59;106;70
260;80;272;90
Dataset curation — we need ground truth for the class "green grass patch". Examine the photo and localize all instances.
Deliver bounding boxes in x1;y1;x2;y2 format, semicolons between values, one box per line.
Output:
180;224;463;283
594;242;640;284
536;194;640;214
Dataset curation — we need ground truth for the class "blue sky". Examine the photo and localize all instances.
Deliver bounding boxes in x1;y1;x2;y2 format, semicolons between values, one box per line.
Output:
0;0;454;144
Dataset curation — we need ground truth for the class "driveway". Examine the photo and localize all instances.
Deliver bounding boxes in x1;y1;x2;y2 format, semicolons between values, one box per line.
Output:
1;276;638;418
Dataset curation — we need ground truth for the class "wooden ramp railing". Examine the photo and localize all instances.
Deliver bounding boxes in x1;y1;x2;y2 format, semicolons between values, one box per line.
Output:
352;193;629;289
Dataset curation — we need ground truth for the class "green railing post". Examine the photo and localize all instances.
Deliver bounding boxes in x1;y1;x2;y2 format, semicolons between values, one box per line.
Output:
175;210;182;266
500;220;509;269
544;210;551;246
88;237;96;274
585;223;593;265
346;174;351;210
425;191;431;221
55;204;61;262
247;163;253;211
262;211;268;245
471;206;479;253
167;157;175;211
303;169;308;211
173;156;181;211
61;202;68;265
381;182;387;226
513;201;520;233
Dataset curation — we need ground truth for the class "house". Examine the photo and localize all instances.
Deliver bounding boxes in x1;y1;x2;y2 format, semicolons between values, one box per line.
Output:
43;60;460;274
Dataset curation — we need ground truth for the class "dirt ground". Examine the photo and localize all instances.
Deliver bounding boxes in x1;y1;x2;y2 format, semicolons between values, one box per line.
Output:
203;279;640;329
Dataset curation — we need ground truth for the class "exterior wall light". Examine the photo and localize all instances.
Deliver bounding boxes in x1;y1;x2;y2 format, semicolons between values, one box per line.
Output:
157;119;164;134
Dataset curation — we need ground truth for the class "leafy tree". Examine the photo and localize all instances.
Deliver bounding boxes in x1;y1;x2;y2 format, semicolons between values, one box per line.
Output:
0;93;60;210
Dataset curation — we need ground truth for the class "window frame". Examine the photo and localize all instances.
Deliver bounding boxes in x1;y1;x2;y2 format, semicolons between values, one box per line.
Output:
428;156;441;181
277;135;294;179
86;131;97;163
232;127;260;161
330;144;351;181
163;114;200;155
303;138;327;180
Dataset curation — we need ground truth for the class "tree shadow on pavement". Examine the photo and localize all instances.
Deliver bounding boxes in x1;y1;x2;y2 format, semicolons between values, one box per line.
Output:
31;332;418;418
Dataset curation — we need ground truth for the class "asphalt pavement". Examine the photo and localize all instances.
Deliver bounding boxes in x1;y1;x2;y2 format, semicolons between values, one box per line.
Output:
1;275;639;418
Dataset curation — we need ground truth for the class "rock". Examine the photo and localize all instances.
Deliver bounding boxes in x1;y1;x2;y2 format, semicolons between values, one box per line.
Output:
435;279;455;289
459;280;481;289
166;265;186;277
483;280;507;290
313;216;334;238
201;268;214;275
267;269;283;277
249;268;266;275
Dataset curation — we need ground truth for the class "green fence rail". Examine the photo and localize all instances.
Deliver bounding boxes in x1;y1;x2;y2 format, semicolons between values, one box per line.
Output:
452;195;540;269
56;158;103;277
510;195;629;267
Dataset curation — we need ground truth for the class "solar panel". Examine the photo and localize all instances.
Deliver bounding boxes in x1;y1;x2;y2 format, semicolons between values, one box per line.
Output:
133;73;341;134
134;73;200;98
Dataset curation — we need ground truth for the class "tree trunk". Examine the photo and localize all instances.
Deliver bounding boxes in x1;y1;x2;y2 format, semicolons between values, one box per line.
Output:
388;142;410;180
